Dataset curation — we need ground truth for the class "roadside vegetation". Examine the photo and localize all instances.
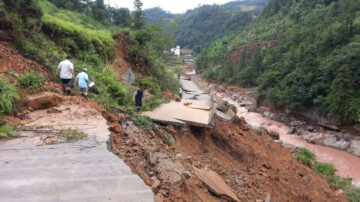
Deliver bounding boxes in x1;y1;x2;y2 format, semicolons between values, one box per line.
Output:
296;147;360;202
0;77;19;138
196;0;360;124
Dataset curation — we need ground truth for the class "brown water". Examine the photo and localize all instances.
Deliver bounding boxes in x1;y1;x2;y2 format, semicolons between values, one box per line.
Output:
218;92;360;185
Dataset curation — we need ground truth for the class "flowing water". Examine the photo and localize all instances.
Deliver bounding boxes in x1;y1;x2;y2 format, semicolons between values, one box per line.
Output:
218;92;360;185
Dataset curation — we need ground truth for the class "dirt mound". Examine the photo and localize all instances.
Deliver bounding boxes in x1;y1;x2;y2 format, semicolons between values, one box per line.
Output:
162;90;177;100
2;116;23;126
27;92;63;110
110;118;348;202
0;42;48;78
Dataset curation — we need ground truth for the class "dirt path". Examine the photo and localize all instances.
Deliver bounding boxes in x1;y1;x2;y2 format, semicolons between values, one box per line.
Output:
0;97;153;201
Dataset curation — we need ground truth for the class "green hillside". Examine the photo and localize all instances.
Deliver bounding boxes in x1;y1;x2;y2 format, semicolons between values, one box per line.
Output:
0;0;177;115
144;0;267;53
197;0;360;124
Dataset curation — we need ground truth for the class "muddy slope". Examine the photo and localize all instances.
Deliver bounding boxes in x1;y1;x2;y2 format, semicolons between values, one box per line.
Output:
110;117;347;202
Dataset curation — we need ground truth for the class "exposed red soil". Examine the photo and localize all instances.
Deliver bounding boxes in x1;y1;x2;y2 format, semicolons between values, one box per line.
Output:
110;37;137;79
110;117;348;202
230;40;278;68
0;42;49;78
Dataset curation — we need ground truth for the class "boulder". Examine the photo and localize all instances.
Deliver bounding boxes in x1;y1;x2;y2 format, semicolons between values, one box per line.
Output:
287;127;296;135
193;167;240;202
354;124;360;133
27;92;63;110
348;140;360;156
318;120;339;131
302;133;325;145
323;136;350;151
268;131;280;140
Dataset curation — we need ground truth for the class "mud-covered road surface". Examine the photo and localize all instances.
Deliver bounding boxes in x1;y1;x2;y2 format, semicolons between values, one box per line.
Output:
0;96;153;202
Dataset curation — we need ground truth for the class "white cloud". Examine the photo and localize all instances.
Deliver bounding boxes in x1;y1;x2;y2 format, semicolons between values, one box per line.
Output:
108;0;235;14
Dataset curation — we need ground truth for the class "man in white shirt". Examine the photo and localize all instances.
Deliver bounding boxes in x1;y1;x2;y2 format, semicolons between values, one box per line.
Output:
56;55;74;95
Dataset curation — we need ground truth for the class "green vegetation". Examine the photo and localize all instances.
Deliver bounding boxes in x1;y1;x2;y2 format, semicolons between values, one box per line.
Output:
296;148;360;202
144;1;267;53
173;4;254;53
1;0;177;111
253;128;263;136
47;0;131;26
296;147;316;167
0;77;19;139
0;124;17;139
0;77;19;118
167;136;175;146
129;111;153;128
196;0;360;124
144;7;179;24
18;71;45;88
59;128;87;142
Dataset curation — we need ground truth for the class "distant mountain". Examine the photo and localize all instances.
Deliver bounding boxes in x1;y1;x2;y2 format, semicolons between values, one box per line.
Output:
144;7;178;24
173;0;268;53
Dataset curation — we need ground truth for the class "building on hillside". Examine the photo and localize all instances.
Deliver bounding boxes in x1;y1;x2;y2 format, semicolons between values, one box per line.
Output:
171;46;181;57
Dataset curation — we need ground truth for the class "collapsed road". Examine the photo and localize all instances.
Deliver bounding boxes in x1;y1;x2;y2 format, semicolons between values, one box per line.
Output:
110;75;348;201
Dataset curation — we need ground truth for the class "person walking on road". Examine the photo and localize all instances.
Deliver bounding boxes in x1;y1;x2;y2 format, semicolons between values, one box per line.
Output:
56;55;74;95
133;86;144;111
179;87;183;99
75;68;89;99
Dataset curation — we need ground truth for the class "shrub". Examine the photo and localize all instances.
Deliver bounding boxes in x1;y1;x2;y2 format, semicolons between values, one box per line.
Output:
134;77;161;96
17;71;45;88
253;128;263;135
314;162;337;180
132;114;153;128
167;136;175;146
0;124;17;139
0;77;19;117
296;147;316;167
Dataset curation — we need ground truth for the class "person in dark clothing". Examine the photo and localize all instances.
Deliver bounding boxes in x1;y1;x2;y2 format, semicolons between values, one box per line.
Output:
133;86;144;111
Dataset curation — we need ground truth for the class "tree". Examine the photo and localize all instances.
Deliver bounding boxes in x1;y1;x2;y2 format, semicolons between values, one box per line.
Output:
326;65;356;123
110;7;131;26
133;0;145;30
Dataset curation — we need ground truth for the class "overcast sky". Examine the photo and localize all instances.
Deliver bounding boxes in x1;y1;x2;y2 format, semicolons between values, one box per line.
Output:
108;0;236;14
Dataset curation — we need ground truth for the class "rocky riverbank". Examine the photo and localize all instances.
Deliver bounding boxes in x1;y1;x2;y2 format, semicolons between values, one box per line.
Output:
192;75;360;157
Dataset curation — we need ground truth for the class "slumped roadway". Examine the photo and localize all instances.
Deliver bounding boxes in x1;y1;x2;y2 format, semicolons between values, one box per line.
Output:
0;104;153;202
143;76;214;127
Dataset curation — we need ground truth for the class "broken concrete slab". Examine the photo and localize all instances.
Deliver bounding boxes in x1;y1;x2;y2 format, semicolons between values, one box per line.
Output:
181;79;206;95
142;100;214;128
193;167;240;202
216;110;234;123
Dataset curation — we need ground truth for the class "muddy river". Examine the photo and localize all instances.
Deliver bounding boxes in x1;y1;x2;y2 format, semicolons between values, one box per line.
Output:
218;92;360;186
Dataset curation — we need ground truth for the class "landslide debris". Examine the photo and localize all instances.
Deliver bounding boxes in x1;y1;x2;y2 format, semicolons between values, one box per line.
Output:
110;116;348;201
0;42;48;77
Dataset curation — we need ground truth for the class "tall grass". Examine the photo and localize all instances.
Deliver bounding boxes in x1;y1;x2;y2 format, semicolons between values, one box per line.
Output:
0;77;19;117
0;77;19;139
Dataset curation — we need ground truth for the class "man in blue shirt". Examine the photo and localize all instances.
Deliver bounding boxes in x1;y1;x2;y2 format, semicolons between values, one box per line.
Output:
75;68;89;98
